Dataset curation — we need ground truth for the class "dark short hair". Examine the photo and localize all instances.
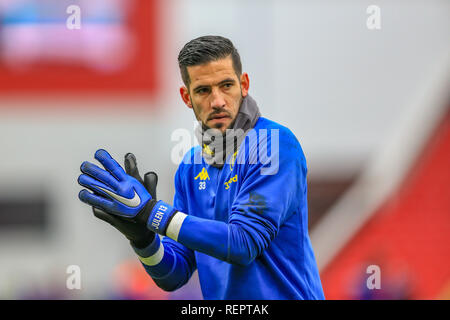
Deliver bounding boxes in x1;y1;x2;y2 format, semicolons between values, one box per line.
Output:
178;35;242;88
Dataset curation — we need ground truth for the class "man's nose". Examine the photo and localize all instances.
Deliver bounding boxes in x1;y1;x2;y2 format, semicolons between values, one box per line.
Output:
210;88;226;109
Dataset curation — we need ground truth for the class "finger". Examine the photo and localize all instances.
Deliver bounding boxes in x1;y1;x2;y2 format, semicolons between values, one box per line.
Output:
78;173;115;198
94;149;127;181
80;161;120;190
124;153;144;184
144;171;158;199
79;189;116;212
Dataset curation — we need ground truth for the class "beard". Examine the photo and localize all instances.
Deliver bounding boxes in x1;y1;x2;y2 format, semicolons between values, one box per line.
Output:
191;94;243;135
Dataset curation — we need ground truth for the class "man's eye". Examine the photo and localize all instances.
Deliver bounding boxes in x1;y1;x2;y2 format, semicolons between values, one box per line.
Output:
223;83;233;88
197;88;209;94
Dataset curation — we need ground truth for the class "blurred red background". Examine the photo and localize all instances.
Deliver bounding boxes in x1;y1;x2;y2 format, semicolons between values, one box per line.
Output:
0;0;160;96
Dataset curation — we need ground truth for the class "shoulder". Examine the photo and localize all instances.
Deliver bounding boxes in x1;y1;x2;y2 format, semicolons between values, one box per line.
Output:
255;117;301;144
237;117;307;177
250;117;305;161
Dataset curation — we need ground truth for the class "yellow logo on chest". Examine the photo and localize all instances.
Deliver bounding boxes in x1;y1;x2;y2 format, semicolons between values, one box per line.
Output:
195;167;210;181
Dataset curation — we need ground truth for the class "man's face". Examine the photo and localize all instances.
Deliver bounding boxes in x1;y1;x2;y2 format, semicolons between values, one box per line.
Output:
180;56;249;134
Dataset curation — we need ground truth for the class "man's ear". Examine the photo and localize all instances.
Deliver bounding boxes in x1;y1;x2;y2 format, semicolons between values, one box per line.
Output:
240;72;250;97
180;86;192;109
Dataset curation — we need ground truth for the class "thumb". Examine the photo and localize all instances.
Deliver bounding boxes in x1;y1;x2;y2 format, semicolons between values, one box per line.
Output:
124;153;144;184
144;171;158;200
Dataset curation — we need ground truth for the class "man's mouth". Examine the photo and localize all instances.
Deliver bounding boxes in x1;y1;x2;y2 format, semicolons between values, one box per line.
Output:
210;113;230;120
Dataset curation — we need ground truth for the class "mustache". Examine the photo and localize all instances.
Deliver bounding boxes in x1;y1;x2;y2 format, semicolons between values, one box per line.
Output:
207;109;232;120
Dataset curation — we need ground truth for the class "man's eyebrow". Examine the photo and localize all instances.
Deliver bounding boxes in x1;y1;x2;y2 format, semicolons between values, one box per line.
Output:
217;78;236;85
193;78;236;92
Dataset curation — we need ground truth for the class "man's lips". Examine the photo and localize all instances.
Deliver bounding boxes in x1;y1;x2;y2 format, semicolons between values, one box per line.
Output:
209;113;230;120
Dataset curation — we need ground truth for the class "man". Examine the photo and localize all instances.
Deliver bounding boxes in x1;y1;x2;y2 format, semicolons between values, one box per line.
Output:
78;35;325;299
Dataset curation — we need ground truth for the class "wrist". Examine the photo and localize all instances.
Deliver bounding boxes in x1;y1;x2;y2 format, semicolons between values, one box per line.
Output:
147;200;178;235
135;199;157;227
165;211;188;241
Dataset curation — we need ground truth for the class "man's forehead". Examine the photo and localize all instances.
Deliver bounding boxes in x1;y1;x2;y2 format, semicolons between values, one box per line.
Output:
188;57;237;85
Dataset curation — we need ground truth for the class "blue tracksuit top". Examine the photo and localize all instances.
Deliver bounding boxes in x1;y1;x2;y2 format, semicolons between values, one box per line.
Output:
136;116;325;300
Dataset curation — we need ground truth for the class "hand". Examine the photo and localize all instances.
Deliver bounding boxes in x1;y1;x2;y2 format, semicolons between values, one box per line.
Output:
78;150;158;248
93;153;158;248
78;149;154;219
78;149;178;237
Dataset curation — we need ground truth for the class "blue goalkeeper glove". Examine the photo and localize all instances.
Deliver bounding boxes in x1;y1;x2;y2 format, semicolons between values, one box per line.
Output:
78;149;177;236
91;153;157;248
